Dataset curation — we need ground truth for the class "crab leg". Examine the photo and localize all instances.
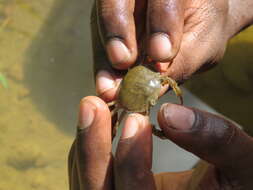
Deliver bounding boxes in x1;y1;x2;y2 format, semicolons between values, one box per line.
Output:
110;106;119;116
112;110;127;140
107;100;117;107
162;76;183;105
151;124;166;139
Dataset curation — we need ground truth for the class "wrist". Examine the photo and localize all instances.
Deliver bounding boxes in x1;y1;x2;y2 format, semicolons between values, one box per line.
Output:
227;0;253;38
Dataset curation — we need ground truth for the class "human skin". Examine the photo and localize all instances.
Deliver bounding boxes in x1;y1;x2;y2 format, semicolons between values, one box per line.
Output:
68;96;253;189
92;0;253;102
71;0;253;189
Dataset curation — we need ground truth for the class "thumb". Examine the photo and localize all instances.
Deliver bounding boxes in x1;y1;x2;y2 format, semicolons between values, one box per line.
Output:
157;103;253;187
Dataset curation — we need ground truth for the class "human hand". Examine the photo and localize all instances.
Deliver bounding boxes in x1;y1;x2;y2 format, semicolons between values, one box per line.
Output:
92;0;253;102
68;96;253;190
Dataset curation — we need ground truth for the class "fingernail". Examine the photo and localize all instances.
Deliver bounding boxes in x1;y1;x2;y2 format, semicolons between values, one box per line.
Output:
78;99;96;129
96;70;115;95
149;33;172;60
106;39;131;64
161;103;195;130
121;114;142;139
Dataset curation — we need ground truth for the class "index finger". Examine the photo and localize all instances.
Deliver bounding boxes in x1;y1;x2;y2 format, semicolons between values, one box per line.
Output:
114;114;156;190
69;96;113;189
91;5;123;102
96;0;137;69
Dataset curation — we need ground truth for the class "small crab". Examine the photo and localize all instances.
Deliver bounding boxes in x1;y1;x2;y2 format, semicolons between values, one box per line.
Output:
108;64;183;139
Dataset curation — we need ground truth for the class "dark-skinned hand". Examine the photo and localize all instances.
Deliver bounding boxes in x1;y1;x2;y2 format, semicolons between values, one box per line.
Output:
92;0;253;102
68;96;253;190
73;0;253;189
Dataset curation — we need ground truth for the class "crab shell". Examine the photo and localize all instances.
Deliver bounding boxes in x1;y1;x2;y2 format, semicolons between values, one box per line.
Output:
117;65;163;113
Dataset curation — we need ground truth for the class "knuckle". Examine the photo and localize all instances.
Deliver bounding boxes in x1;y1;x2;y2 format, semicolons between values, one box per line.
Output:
115;141;150;177
98;0;132;39
194;111;238;154
210;121;238;157
115;158;150;183
207;117;236;147
99;5;115;24
115;156;136;175
149;0;182;32
99;0;129;25
149;0;179;14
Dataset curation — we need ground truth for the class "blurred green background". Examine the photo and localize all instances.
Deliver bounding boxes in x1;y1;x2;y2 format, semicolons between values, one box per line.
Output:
0;0;252;189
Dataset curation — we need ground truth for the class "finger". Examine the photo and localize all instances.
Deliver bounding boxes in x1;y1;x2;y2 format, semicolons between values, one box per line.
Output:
91;6;123;102
91;3;111;76
159;7;227;81
158;103;253;186
95;69;168;102
114;114;156;190
96;0;137;69
95;69;169;102
96;70;122;102
134;0;148;43
75;96;113;189
147;0;184;61
68;140;84;190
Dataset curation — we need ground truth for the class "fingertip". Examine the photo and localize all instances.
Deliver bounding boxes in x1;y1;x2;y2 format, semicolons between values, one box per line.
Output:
147;0;184;62
158;103;195;131
106;39;130;64
80;96;108;111
121;114;139;139
76;97;113;189
121;113;150;139
98;87;118;103
148;33;173;61
96;70;122;102
78;96;110;129
96;70;115;93
106;39;136;70
78;97;97;130
115;113;154;189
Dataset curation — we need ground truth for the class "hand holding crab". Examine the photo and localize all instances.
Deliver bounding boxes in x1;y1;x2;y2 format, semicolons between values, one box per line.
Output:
93;0;253;105
68;0;253;188
107;64;183;139
68;96;253;189
92;0;253;139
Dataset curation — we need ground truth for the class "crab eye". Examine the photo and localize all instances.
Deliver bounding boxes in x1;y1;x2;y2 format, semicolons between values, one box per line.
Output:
149;99;157;106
